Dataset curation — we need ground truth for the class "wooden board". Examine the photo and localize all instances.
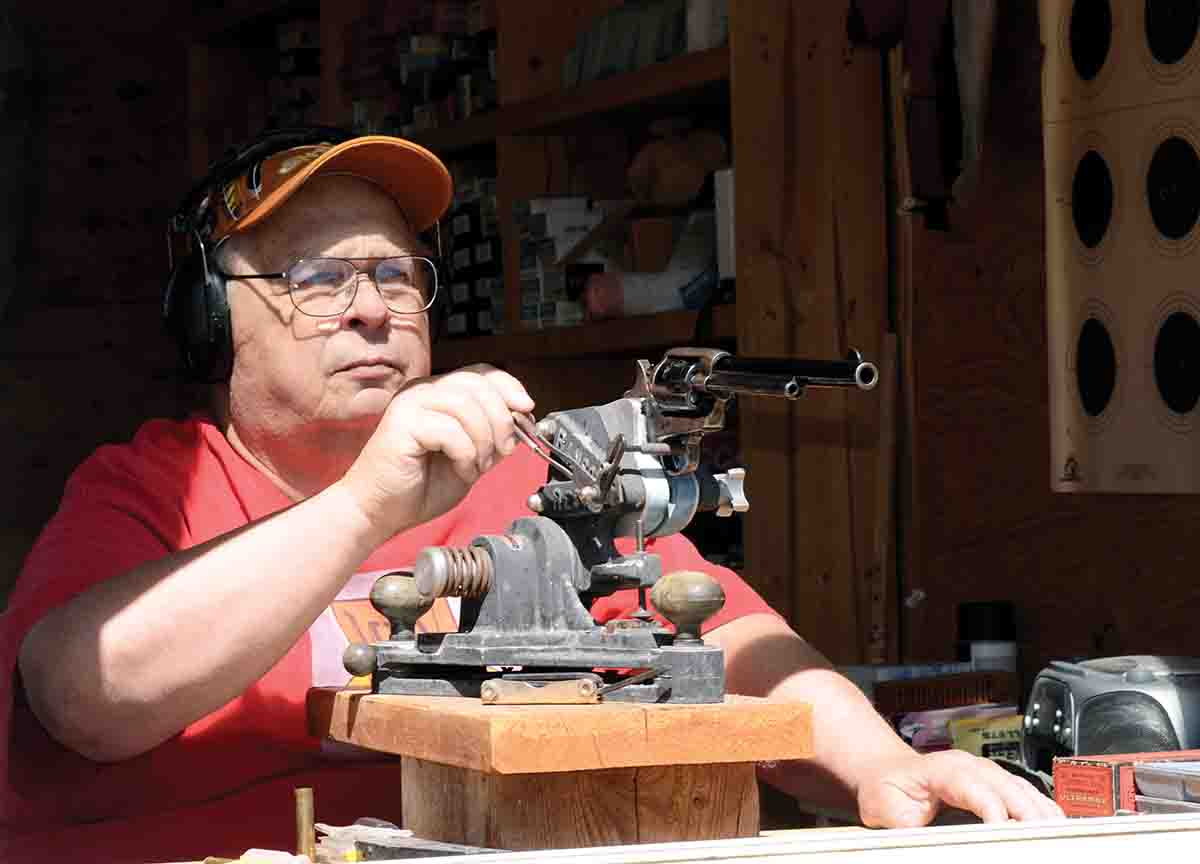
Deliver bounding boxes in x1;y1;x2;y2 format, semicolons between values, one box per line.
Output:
381;812;1200;862
731;0;888;663
307;688;812;774
401;759;759;850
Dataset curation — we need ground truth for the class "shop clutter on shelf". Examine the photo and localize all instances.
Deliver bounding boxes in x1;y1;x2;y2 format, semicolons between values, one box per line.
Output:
840;663;1023;762
342;0;497;137
511;120;735;334
437;168;503;340
563;0;729;87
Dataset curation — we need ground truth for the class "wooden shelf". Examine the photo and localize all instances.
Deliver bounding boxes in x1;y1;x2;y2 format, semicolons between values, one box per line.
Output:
410;45;730;156
432;303;735;371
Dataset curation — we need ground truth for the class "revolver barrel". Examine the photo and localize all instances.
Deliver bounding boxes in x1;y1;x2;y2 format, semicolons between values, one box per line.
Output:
646;347;879;417
707;353;878;393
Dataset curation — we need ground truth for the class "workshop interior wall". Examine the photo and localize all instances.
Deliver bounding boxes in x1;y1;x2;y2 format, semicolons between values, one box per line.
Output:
0;3;193;603
8;0;1200;694
900;0;1200;687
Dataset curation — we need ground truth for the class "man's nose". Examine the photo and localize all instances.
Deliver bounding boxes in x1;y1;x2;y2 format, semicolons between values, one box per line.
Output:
343;272;390;328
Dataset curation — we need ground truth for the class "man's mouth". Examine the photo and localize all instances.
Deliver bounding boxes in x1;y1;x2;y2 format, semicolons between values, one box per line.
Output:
337;357;402;375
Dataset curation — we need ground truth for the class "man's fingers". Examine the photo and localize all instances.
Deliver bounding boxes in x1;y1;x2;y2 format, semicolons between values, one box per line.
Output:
406;410;482;485
414;387;502;473
461;364;535;414
441;370;520;458
931;753;1063;824
935;770;1009;823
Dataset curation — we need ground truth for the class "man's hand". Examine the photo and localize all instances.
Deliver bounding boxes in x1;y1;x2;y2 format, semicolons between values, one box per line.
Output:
340;364;535;538
856;749;1064;828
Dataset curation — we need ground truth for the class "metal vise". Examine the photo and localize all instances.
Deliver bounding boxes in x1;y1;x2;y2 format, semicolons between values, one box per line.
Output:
343;348;878;704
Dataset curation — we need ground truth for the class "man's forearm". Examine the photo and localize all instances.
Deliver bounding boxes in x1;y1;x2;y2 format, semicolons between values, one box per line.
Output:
706;613;914;816
19;480;393;762
758;664;915;815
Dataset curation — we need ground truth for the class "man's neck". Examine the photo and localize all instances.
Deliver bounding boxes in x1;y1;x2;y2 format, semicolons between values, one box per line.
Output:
212;388;374;502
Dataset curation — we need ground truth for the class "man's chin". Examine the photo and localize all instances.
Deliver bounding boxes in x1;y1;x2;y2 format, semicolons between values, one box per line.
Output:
335;385;398;426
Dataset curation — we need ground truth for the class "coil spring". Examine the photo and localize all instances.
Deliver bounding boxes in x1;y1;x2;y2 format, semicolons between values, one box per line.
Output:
418;544;494;598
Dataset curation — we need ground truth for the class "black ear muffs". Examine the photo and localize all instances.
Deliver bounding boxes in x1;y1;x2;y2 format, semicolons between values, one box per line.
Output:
164;240;232;382
164;126;355;383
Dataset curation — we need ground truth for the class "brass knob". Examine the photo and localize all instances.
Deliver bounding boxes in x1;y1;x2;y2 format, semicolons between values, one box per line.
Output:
371;571;434;640
650;569;726;645
343;642;377;679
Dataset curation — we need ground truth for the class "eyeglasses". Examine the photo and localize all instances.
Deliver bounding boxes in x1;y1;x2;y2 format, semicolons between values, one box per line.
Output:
218;256;439;318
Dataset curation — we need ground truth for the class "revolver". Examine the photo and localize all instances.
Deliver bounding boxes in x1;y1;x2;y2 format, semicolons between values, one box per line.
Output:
344;347;877;704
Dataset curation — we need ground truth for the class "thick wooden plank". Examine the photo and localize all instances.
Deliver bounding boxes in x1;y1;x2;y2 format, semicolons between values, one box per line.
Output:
832;43;890;665
401;758;757;851
731;1;866;661
887;44;921;665
868;335;899;663
307;689;812;774
402;758;640;850
730;0;797;626
634;764;759;843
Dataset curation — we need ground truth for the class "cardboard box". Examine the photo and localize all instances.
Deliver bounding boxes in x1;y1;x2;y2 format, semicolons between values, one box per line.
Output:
1054;749;1200;817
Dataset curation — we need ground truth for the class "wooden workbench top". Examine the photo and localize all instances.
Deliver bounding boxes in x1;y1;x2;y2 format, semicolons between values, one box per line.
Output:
306;688;813;774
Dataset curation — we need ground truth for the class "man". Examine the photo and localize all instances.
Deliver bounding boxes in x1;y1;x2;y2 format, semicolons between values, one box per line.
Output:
0;134;1060;862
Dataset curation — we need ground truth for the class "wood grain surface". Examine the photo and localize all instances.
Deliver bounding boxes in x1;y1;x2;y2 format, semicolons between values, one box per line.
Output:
400;759;759;850
307;688;812;774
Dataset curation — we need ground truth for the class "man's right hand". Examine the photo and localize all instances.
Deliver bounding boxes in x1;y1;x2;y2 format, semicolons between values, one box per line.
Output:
339;364;536;539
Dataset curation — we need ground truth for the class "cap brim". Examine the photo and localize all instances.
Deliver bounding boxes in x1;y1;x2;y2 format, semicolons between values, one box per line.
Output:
237;135;453;236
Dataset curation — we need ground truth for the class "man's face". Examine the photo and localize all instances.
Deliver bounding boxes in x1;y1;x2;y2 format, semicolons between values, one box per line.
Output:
223;174;433;436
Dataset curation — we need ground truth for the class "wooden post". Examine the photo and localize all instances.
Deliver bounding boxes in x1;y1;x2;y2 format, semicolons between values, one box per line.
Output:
401;759;759;850
308;688;813;852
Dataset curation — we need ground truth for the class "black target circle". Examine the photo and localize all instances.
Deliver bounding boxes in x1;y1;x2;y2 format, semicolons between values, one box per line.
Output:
1070;0;1114;81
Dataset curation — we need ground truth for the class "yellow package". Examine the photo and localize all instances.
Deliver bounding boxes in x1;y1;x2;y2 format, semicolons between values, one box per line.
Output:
949;711;1022;761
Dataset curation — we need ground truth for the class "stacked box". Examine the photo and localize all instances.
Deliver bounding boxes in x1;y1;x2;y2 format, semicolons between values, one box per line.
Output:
512;197;605;330
564;0;717;88
440;172;503;338
347;0;496;137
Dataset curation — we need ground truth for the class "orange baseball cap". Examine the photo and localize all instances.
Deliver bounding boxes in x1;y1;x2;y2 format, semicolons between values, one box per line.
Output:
208;134;453;243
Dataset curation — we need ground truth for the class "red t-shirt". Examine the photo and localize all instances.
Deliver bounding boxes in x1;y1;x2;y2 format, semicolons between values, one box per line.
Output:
0;415;777;863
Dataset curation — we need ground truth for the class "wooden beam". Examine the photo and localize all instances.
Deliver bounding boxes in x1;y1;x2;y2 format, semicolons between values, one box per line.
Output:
401;759;759;851
730;0;800;633
307;689;812;774
732;1;886;662
832;44;890;665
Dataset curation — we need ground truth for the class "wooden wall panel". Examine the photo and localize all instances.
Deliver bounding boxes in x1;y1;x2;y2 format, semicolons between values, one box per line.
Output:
900;0;1200;687
731;1;889;663
494;0;626;104
2;6;192;603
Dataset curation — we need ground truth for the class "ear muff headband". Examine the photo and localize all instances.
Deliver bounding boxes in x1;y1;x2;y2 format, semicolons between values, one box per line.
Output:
163;126;355;382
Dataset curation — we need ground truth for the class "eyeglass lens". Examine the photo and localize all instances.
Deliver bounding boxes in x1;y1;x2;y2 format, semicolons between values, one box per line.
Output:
288;257;437;316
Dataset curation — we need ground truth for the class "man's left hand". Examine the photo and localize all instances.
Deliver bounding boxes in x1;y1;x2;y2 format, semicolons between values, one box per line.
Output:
856;749;1065;828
